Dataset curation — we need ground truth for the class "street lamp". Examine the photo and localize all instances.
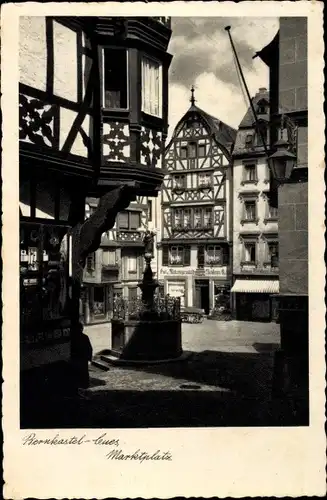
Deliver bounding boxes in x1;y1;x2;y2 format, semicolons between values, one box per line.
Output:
268;139;297;183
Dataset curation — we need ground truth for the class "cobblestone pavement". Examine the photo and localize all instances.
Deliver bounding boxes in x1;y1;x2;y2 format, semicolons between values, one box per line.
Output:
85;319;280;356
71;320;283;428
23;321;286;428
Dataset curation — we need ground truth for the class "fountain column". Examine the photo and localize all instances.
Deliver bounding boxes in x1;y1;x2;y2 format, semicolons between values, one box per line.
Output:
137;230;158;318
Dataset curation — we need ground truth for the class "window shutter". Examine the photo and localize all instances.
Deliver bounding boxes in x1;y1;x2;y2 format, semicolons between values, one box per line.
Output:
222;246;229;265
197;245;205;268
183;246;191;266
118;211;129;229
162;245;169;266
130;212;140;229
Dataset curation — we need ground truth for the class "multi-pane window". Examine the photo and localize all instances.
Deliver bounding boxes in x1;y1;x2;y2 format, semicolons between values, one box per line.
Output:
243;163;257;182
141;56;162;117
162;245;191;266
206;245;222;265
103;48;128;109
102;249;116;267
194;208;202;228
174;174;186;189
198;144;206;156
180;146;187;159
245;134;254;149
169;246;183;265
267;201;278;219
244;201;256;221
174;208;183;227
198;173;211;187
267;242;279;266
183;209;191;227
198;245;228;268
169;245;190;266
188;142;197;158
203;208;213;227
172;207;214;230
243;243;256;264
257;100;268;115
117;211;141;230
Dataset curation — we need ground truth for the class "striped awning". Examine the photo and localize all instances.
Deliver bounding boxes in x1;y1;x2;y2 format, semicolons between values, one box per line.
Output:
231;279;279;294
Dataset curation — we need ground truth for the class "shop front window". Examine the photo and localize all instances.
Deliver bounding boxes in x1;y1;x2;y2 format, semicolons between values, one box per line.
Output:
20;223;70;330
93;287;105;316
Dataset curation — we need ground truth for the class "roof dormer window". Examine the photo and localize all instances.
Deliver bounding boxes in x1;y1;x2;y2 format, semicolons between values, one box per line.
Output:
257;98;268;115
245;133;254;148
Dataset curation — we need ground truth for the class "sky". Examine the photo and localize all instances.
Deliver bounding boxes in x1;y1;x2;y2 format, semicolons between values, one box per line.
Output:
167;17;279;136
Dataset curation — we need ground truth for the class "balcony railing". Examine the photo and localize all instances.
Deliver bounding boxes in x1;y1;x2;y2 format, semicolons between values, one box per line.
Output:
117;230;143;243
112;295;180;321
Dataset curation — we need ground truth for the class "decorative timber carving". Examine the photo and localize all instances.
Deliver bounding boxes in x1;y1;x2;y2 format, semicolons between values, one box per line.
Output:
140;127;162;168
19;94;59;148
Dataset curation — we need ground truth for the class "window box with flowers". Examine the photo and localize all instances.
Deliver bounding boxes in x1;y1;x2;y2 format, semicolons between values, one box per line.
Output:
205;246;223;266
166;245;191;266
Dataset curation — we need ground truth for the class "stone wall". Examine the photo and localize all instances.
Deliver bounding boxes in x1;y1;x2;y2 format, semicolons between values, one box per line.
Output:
278;182;308;294
279;17;307;113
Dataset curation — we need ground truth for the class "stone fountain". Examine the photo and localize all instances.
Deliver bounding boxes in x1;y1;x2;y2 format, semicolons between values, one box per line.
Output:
93;230;183;367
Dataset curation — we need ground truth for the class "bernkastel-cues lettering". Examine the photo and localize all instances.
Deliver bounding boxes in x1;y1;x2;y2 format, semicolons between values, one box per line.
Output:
22;433;172;462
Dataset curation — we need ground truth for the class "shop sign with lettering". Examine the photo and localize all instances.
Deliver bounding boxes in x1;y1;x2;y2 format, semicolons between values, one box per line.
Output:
160;267;227;277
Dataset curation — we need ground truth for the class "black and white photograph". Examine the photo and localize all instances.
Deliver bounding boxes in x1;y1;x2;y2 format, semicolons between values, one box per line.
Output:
2;2;325;498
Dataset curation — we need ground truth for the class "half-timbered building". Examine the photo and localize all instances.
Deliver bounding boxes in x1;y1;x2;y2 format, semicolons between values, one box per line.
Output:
231;88;279;322
82;193;160;324
18;16;172;412
158;90;236;314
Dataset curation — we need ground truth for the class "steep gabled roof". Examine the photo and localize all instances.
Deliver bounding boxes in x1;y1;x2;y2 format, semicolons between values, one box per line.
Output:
233;88;270;156
166;103;237;158
238;88;269;128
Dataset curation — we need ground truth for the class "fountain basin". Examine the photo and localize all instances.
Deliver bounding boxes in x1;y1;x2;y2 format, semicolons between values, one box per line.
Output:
109;318;182;362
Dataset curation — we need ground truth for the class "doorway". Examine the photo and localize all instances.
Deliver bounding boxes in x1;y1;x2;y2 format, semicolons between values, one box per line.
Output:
92;286;106;322
195;280;210;314
236;293;271;322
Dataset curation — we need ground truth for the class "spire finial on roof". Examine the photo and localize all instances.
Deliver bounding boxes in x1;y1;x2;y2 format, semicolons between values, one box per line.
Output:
190;85;196;106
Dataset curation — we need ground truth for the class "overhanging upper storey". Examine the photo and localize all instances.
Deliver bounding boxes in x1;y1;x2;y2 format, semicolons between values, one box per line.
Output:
19;16;173;197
